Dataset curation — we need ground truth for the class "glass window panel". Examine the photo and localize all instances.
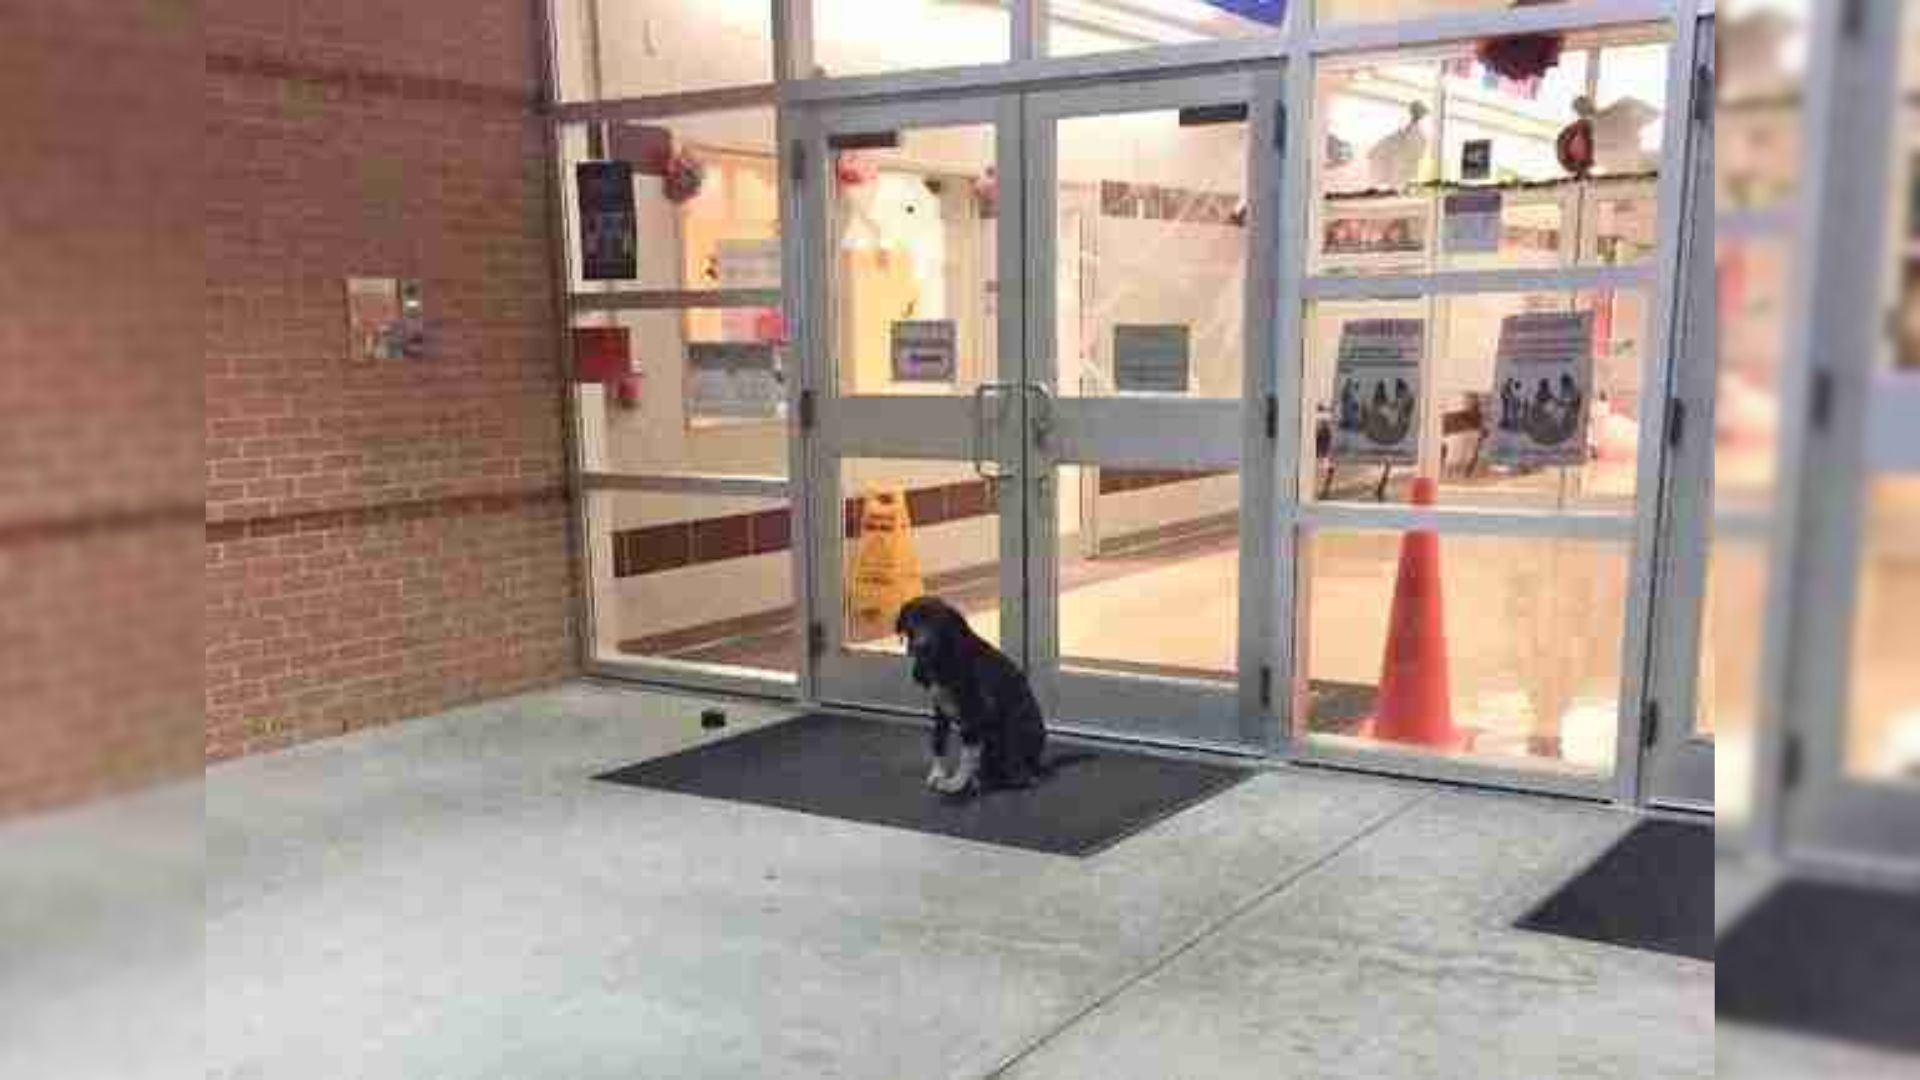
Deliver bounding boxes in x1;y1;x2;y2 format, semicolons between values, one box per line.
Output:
829;124;999;397
585;490;797;675
552;0;773;102
1315;0;1572;24
560;111;780;294
1716;1;1811;213
1303;291;1648;514
571;309;791;478
812;0;1009;79
838;459;1003;655
1046;0;1281;58
1846;479;1920;785
1312;29;1670;277
1297;529;1629;778
1057;465;1240;682
1054;107;1248;401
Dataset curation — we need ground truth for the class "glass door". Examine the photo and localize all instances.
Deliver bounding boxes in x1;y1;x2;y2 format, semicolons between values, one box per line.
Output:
1775;0;1920;870
1021;71;1279;750
795;93;1030;714
1641;14;1724;812
795;71;1280;749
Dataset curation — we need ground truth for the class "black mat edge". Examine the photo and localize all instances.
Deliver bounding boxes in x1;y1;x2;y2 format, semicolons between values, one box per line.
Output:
1716;878;1920;1056
1512;819;1715;962
592;711;1257;858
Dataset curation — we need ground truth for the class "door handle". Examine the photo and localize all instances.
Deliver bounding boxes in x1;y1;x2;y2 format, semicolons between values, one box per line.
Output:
1025;381;1056;455
972;382;1016;481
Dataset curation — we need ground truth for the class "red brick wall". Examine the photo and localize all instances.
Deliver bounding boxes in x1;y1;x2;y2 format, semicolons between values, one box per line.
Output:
0;4;206;815
202;0;578;762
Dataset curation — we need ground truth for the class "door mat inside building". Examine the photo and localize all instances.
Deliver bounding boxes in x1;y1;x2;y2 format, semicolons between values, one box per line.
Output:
595;712;1253;857
1717;879;1920;1054
1514;819;1714;961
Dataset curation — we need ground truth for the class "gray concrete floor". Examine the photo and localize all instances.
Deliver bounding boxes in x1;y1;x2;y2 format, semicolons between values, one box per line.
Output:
5;682;1716;1079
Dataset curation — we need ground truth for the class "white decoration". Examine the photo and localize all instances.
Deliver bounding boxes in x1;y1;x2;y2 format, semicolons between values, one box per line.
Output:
1367;101;1429;192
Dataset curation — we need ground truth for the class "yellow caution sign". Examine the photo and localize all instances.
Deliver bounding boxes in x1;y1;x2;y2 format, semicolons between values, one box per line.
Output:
846;488;925;642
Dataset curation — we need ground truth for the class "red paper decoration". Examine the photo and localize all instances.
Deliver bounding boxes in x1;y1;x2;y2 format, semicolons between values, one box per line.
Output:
663;151;706;203
836;152;877;187
1475;33;1565;82
1556;108;1596;178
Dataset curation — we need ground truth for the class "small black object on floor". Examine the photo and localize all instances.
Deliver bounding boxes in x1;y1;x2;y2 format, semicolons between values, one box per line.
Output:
1718;879;1920;1054
1514;819;1714;961
595;712;1252;857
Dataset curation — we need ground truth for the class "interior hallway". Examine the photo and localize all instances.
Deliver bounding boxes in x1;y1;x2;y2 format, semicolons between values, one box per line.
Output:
0;682;1713;1079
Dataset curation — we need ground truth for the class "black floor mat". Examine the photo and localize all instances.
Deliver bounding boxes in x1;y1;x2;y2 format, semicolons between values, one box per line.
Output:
595;712;1252;857
1514;819;1714;961
1717;879;1920;1054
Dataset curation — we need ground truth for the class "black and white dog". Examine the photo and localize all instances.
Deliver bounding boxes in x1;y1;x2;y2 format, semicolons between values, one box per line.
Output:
895;596;1048;798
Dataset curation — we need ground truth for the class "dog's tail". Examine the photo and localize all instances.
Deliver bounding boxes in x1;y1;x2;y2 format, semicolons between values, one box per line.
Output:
1034;750;1099;778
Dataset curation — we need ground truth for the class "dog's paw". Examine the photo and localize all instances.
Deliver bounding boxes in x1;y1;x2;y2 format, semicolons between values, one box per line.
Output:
936;776;980;801
926;763;949;790
931;770;972;796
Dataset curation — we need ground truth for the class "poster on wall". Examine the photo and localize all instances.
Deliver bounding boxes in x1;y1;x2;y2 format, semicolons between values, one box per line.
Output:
1328;318;1424;465
1321;209;1426;258
1485;312;1596;468
576;161;636;281
1443;191;1503;254
687;341;783;420
890;320;957;383
715;238;781;290
1114;325;1192;393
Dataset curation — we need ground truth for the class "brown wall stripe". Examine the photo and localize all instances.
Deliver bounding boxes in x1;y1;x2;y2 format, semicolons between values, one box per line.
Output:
205;51;541;111
206;487;567;544
610;470;1223;579
0;501;204;549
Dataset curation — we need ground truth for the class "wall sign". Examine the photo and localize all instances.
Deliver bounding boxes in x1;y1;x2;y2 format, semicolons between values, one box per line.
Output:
1443;191;1503;254
1114;324;1191;393
346;276;425;360
577;160;636;281
1461;139;1494;181
1486;312;1596;468
1329;318;1424;465
688;342;782;420
890;320;957;383
1322;206;1427;258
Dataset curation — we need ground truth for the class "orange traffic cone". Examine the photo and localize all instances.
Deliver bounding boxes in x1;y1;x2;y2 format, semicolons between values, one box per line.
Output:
1363;477;1467;751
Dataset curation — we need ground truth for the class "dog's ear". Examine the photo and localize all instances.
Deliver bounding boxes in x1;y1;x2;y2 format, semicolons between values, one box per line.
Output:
894;595;929;638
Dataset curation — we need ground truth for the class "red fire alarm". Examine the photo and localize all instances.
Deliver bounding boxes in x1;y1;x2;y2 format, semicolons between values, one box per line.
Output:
610;371;644;408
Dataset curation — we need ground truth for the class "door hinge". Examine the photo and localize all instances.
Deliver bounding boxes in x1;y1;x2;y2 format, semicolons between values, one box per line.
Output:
1641;699;1661;749
1781;730;1805;791
1264;393;1279;440
807;621;826;659
1258;665;1274;709
1666;398;1687;449
1809;369;1835;433
1842;0;1868;41
798;388;816;431
1272;103;1288;155
1179;103;1248;127
1692;61;1714;127
789;139;806;184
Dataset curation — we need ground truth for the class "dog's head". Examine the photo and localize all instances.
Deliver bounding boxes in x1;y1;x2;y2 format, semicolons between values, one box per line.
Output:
895;595;972;688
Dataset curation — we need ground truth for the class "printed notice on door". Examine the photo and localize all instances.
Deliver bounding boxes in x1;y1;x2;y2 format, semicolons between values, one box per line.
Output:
1486;311;1596;468
1329;318;1424;465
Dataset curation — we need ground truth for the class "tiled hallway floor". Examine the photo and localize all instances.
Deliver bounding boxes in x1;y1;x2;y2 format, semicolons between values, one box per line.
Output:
5;683;1713;1079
